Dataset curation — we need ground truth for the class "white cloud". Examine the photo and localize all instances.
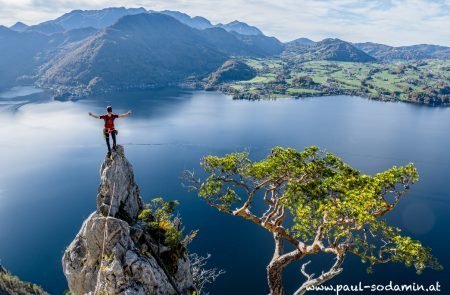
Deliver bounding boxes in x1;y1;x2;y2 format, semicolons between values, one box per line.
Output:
0;0;449;46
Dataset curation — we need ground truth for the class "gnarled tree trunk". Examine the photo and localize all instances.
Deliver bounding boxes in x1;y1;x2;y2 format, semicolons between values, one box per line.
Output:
267;261;285;295
267;233;304;294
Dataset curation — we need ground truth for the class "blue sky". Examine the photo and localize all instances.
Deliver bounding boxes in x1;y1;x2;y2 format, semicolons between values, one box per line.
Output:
1;0;449;46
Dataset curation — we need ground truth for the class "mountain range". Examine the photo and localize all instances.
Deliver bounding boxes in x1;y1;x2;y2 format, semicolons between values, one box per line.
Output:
287;38;450;62
1;8;282;93
353;42;450;61
37;13;276;94
1;6;449;95
9;7;264;36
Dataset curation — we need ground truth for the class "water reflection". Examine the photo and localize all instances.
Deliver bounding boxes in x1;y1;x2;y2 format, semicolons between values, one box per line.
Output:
0;86;44;99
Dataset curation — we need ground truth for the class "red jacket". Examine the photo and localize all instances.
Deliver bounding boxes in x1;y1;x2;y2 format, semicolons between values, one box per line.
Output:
100;114;119;131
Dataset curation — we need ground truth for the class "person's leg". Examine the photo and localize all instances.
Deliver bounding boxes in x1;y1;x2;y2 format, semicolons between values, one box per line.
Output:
105;132;111;153
112;130;117;150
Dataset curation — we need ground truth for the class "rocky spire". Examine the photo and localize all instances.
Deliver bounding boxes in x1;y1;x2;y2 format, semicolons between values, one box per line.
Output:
62;146;193;295
96;145;143;223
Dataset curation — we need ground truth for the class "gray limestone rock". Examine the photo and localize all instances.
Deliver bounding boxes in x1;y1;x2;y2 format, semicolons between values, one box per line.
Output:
62;145;193;295
96;145;144;222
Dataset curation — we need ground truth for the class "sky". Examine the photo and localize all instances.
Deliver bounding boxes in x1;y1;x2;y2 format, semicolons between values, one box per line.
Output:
1;0;449;46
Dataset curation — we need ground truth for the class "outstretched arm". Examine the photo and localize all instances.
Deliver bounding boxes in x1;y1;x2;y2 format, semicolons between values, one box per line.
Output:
119;110;132;118
88;112;101;119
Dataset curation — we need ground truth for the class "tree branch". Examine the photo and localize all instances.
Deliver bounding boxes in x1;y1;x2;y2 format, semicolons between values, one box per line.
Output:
300;261;314;281
294;254;345;295
233;208;306;252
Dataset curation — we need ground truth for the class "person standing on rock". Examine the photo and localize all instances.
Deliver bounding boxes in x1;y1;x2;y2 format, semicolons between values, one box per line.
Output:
89;106;132;156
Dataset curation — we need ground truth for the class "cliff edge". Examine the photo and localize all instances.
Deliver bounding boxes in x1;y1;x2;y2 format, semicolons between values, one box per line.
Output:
0;264;48;295
62;145;193;295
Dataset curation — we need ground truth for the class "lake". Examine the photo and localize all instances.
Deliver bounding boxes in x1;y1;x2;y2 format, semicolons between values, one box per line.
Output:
0;87;449;294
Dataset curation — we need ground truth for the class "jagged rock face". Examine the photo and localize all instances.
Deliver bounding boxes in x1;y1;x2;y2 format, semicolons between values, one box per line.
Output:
97;145;144;222
63;146;193;295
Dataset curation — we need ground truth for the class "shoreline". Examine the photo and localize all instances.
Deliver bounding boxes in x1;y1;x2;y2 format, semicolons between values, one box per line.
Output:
3;81;449;109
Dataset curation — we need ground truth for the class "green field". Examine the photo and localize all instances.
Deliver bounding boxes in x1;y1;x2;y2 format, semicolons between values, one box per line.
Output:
223;58;450;105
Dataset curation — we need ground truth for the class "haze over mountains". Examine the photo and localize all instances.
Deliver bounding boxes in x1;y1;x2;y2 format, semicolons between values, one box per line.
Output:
1;6;449;95
8;7;264;36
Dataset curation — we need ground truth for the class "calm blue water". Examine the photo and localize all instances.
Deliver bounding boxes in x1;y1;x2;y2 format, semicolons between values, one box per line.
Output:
0;87;449;294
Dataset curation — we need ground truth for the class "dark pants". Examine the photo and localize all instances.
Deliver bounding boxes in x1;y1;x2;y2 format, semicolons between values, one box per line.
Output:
104;130;117;152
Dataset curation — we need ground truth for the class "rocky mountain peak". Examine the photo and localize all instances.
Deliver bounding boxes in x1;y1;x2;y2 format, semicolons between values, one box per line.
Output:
96;145;144;223
63;145;193;295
